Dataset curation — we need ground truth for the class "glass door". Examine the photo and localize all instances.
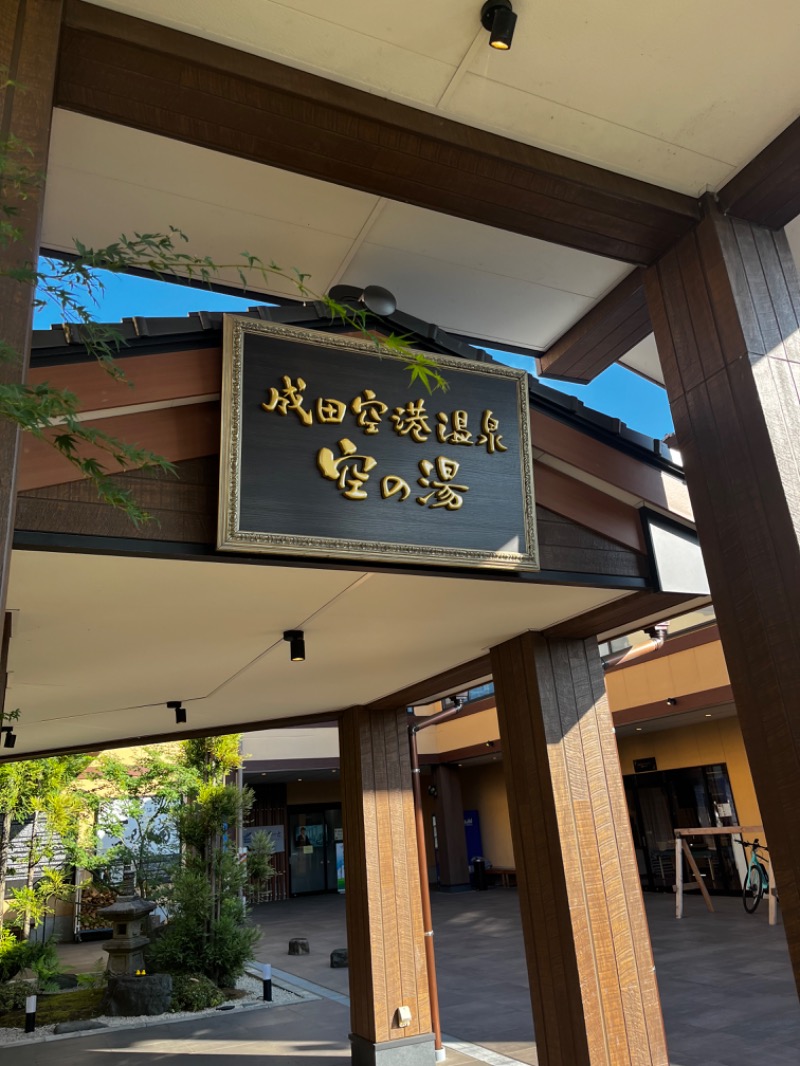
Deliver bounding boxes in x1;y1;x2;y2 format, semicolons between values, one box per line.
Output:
288;807;343;894
289;812;326;894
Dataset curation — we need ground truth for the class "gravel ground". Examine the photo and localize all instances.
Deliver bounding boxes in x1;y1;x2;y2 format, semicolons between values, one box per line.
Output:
0;972;313;1045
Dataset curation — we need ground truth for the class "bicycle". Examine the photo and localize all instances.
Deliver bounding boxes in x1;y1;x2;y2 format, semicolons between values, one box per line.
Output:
738;837;770;913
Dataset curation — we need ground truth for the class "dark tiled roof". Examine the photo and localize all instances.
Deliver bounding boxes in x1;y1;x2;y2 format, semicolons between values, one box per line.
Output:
31;301;680;475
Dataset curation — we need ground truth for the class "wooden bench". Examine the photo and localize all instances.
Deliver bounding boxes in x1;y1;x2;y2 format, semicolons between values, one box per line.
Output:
490;866;516;888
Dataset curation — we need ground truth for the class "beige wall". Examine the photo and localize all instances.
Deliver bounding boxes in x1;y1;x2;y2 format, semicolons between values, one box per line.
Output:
460;762;513;868
617;716;763;833
606;640;729;709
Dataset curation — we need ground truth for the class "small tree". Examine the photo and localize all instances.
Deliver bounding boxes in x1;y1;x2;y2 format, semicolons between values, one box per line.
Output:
150;736;258;987
245;830;276;904
77;745;194;899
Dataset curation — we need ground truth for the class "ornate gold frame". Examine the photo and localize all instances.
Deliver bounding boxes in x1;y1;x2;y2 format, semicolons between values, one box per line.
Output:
218;317;539;571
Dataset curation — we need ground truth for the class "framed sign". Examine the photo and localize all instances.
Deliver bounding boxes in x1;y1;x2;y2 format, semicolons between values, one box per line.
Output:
218;318;538;571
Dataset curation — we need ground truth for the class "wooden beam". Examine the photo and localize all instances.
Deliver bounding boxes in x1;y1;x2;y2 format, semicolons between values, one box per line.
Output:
544;590;699;640
55;1;700;266
538;270;651;383
490;632;668;1065
339;707;434;1063
0;0;62;621
717;116;800;229
645;196;800;999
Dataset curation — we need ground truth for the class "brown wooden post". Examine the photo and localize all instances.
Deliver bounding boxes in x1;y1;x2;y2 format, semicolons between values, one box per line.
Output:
645;198;800;994
0;0;62;617
490;632;668;1066
431;765;470;890
339;707;434;1066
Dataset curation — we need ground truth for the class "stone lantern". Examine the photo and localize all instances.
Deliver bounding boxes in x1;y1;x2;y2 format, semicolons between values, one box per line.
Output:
98;875;157;976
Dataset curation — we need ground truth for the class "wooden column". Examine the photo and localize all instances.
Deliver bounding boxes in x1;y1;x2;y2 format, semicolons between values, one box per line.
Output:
339;707;434;1065
0;0;62;615
431;764;470;890
490;633;668;1066
645;199;800;993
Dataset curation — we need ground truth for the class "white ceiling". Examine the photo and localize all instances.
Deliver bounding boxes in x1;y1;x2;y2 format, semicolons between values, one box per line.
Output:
42;110;629;353
4;549;631;757
45;3;800;379
86;0;800;196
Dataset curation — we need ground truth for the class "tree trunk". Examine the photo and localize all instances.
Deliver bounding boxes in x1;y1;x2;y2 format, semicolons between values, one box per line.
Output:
22;808;39;938
0;810;11;931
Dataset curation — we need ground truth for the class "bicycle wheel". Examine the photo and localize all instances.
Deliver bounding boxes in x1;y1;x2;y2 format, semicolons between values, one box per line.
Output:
743;865;763;913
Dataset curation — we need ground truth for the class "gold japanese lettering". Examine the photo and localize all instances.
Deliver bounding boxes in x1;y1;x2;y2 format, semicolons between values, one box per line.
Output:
381;475;411;501
417;456;468;511
351;389;388;434
475;410;507;453
315;397;347;424
391;399;431;442
317;439;377;500
436;410;473;445
261;375;313;426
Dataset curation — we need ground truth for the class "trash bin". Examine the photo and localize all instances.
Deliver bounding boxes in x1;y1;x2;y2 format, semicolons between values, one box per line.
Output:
472;856;488;891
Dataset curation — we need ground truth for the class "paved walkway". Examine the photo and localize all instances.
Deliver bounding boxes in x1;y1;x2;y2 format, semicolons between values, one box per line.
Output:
14;888;800;1065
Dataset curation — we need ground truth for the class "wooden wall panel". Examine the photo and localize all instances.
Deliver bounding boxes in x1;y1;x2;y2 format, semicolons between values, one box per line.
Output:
16;457;217;542
717;116;800;229
339;707;431;1046
645;198;800;994
27;347;222;411
17;400;220;492
491;633;668;1066
0;0;63;613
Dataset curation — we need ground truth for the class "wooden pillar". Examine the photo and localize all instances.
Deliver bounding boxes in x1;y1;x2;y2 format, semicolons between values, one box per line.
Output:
431;765;470;890
645;199;800;993
339;707;434;1066
490;633;668;1066
0;0;62;616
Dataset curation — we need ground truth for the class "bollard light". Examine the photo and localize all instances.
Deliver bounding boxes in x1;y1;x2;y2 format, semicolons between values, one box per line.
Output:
262;962;272;1002
25;994;37;1034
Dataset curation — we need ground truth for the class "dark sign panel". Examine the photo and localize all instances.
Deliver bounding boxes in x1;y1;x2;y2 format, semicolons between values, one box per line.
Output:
633;757;658;774
218;318;538;571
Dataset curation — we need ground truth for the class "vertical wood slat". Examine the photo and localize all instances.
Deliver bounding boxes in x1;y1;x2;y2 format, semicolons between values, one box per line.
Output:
491;632;668;1066
645;200;800;993
0;0;63;617
339;707;431;1046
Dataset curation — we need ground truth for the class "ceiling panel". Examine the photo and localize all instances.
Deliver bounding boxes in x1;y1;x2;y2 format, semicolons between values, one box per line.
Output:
340;243;594;350
353;202;629;298
85;1;800;196
5;549;629;756
42;112;379;298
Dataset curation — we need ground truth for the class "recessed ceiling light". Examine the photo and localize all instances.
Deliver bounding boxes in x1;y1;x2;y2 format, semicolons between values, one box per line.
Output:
705;713;712;717
297;778;303;781
636;727;643;732
261;772;266;776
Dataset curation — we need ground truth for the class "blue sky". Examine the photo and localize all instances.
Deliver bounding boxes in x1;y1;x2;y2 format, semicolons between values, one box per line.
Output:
34;268;674;440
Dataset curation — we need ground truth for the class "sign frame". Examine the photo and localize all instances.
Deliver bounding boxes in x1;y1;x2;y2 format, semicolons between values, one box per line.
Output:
218;317;539;571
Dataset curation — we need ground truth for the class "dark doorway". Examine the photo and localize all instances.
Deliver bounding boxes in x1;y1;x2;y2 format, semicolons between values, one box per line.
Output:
624;763;739;893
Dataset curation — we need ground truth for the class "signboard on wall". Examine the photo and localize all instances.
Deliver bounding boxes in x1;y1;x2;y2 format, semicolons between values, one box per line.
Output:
218;319;538;571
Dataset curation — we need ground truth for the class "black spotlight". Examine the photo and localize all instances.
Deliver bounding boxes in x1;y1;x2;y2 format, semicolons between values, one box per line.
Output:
480;0;517;50
284;630;306;663
167;700;187;725
2;727;16;749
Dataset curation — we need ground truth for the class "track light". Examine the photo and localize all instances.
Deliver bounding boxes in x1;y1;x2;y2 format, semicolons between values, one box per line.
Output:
666;697;677;707
283;630;306;663
167;700;187;725
1;727;16;749
480;0;517;50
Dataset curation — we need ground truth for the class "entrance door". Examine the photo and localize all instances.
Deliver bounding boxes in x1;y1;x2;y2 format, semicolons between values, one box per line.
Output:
624;763;739;893
289;808;342;894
